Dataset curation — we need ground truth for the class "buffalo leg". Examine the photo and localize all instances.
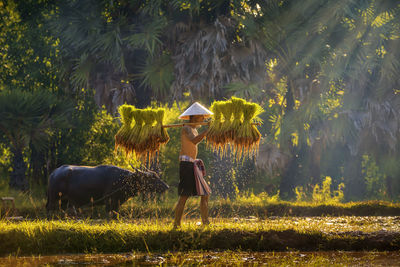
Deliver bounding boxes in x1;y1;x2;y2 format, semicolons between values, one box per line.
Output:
105;198;114;218
46;190;65;219
105;198;121;219
63;201;79;219
46;189;57;219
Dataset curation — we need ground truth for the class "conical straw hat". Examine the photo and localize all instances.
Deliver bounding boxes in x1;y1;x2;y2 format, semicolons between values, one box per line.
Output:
178;102;213;120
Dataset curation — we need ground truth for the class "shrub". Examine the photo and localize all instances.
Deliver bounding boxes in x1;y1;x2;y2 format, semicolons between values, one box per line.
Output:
312;176;344;204
295;176;344;204
362;155;386;200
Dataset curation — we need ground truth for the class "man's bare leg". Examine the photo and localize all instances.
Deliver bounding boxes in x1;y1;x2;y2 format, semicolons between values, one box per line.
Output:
174;196;189;228
200;195;209;225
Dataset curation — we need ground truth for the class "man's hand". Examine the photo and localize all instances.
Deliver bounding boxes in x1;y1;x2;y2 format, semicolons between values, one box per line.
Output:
183;126;196;139
183;126;208;145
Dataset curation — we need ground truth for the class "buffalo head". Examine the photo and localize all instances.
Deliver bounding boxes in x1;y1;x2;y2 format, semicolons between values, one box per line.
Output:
128;166;169;194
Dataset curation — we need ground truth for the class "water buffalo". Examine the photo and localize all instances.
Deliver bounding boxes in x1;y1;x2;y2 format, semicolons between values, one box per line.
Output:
46;165;169;216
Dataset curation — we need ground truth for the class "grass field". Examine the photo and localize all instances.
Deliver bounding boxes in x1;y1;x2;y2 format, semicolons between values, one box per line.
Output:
2;184;400;258
1;216;399;256
1;176;400;219
2;186;400;219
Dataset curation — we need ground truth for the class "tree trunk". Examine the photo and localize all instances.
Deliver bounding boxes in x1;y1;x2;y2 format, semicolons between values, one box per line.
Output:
343;153;364;201
386;175;393;199
279;152;298;200
9;147;28;191
30;143;47;185
48;139;58;176
279;80;297;200
310;140;322;185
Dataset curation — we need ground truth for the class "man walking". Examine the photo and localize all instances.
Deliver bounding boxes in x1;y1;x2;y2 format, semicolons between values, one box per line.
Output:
173;102;212;228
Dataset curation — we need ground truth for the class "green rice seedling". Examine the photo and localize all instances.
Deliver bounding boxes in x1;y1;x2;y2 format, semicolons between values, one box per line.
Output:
140;109;155;145
158;109;170;145
237;103;255;140
236;102;263;158
152;108;162;142
230;97;245;157
146;110;160;161
206;101;224;152
135;109;156;162
115;105;134;154
205;98;263;160
233;103;252;158
219;101;234;155
249;103;263;156
128;109;144;154
154;108;169;145
116;107;170;164
230;97;245;130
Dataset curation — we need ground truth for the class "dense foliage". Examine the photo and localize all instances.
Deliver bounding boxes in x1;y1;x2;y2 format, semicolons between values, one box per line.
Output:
0;0;399;202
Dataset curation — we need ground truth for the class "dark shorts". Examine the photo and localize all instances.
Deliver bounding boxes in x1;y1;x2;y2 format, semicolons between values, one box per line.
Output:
178;161;197;196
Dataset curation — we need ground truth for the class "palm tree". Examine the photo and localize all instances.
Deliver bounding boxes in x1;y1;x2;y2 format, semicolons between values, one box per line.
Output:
315;0;400;199
254;0;400;199
0;90;72;190
166;0;268;102
248;0;339;198
49;0;270;111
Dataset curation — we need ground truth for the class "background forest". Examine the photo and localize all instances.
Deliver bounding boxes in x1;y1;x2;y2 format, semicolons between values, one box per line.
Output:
0;0;400;202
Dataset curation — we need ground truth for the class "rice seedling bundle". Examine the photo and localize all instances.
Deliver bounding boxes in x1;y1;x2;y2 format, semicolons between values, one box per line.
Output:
139;108;155;146
127;109;143;151
115;105;170;164
219;101;234;142
155;108;170;145
115;98;262;163
133;108;154;161
115;105;134;154
236;102;263;158
206;101;224;152
206;97;263;159
230;97;245;156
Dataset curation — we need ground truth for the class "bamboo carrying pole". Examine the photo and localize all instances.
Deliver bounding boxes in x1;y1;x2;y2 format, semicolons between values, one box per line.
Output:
162;122;261;128
162;122;209;128
115;97;264;163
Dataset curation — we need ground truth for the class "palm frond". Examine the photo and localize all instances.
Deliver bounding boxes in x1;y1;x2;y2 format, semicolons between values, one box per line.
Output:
139;53;175;98
224;82;262;101
125;17;167;56
71;53;93;89
0;90;72;152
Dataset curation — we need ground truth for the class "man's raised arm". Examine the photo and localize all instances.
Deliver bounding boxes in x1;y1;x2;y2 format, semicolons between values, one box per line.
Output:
183;126;209;145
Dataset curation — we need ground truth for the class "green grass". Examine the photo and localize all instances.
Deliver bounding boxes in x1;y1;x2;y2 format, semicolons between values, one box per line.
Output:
0;180;46;218
2;181;399;257
2;183;400;219
1;217;399;256
2;175;400;219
